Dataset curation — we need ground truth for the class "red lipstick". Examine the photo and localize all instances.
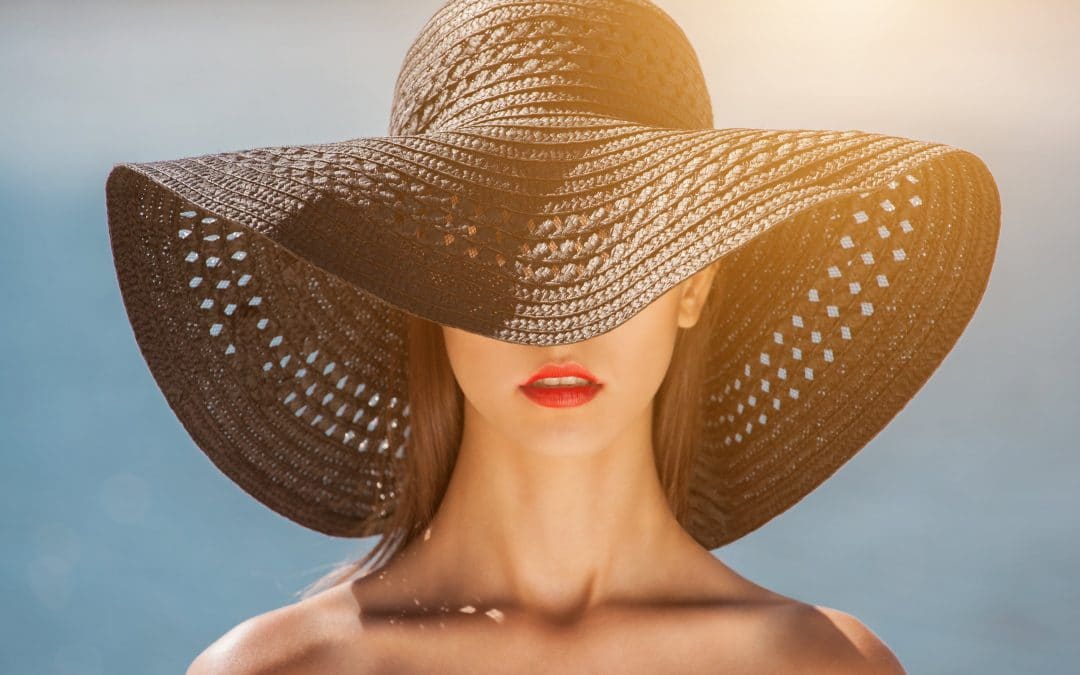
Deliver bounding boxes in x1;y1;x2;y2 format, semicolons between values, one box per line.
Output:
519;362;602;408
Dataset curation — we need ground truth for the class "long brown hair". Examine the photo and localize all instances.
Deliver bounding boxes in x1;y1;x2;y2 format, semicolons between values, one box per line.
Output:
296;263;725;600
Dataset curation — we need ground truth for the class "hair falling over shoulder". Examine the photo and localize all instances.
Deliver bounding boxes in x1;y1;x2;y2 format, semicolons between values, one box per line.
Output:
296;262;728;600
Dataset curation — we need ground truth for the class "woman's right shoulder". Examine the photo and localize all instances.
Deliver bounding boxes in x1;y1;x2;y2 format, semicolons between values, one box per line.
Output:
186;582;378;675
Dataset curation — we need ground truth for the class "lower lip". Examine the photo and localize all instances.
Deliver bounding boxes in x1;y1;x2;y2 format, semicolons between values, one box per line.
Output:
519;384;602;408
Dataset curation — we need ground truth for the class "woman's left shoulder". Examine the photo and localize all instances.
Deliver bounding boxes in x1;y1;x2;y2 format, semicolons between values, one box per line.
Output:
753;601;907;674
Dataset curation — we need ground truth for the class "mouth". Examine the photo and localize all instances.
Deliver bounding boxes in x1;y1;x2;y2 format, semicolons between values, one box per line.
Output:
520;361;601;387
519;362;602;408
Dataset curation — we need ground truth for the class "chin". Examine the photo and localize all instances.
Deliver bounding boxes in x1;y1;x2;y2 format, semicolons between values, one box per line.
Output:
512;427;618;458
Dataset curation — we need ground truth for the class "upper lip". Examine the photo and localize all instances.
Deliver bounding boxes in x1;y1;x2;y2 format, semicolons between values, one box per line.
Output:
520;361;601;387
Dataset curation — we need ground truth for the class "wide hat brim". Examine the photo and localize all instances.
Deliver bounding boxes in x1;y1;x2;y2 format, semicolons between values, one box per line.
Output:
104;115;1000;549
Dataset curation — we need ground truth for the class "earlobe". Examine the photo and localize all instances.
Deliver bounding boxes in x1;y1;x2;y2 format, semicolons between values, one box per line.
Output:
676;263;721;329
676;288;704;329
677;306;700;329
678;295;707;328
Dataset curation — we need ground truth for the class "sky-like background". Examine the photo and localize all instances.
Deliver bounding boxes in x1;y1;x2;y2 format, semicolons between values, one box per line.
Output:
2;1;1078;673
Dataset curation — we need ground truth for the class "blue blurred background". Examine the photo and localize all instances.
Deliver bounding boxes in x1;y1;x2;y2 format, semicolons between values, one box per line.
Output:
2;1;1077;673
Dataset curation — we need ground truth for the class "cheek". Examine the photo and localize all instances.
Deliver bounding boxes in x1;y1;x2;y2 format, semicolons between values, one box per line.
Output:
441;328;519;416
605;309;681;415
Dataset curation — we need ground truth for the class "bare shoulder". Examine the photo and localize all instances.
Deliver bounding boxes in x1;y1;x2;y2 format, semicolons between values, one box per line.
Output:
751;601;906;674
186;583;375;675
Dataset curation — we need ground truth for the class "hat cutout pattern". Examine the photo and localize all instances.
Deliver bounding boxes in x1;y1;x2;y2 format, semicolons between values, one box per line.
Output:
105;0;1000;548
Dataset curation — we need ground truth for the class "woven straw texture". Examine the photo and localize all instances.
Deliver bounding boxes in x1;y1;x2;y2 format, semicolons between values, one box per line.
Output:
104;0;1001;549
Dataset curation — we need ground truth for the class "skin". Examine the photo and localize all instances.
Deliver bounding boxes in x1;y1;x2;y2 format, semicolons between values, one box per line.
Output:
187;261;907;674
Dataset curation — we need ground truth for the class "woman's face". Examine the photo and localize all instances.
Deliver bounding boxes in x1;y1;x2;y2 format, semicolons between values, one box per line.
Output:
440;263;720;457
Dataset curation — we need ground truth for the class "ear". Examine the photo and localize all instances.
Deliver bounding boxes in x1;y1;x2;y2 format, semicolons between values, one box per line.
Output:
676;261;722;329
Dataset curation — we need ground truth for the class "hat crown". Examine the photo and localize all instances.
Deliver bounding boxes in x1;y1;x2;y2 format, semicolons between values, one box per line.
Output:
388;0;714;135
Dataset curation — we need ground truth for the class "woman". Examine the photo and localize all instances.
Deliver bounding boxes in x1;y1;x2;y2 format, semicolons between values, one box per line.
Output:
188;268;908;673
104;0;999;672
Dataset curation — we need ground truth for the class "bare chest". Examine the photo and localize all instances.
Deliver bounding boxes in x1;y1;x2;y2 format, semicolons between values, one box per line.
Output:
337;606;768;674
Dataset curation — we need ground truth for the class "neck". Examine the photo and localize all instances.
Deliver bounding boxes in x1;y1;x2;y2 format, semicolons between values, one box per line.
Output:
389;396;710;622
